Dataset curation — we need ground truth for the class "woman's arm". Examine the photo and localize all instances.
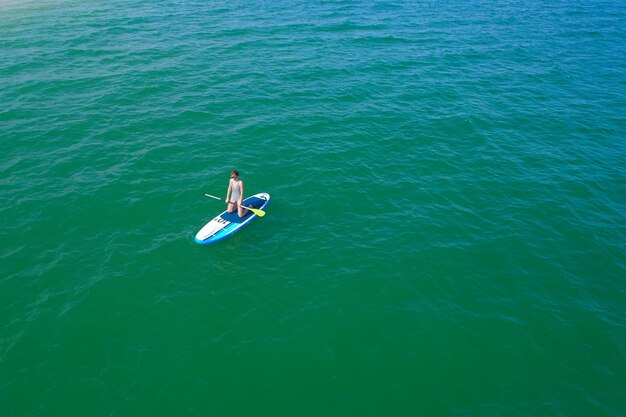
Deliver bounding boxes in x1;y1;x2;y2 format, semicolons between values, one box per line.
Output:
238;180;244;205
226;179;232;203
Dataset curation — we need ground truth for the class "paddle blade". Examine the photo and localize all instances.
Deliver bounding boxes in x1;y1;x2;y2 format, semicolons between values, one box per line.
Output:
247;207;265;217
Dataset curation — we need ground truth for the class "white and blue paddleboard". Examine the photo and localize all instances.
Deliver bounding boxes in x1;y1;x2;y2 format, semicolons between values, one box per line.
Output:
194;193;270;244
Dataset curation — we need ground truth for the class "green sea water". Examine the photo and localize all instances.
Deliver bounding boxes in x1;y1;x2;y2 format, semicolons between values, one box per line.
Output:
1;0;625;416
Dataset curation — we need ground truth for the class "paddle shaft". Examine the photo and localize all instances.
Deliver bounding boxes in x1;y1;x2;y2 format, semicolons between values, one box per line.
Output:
204;193;240;204
203;193;265;217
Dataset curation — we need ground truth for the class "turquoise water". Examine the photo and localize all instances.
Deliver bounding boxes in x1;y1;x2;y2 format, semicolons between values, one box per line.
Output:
1;0;625;415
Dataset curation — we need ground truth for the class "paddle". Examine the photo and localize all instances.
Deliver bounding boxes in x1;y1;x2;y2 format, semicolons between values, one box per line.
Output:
204;193;266;217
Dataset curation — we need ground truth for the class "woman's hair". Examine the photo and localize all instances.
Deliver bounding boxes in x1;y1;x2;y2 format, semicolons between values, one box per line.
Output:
231;170;239;177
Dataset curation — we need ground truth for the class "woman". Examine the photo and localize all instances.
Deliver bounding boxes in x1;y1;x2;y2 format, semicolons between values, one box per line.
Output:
226;170;248;218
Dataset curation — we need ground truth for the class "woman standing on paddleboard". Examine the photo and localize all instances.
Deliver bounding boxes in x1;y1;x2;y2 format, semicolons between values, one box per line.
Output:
226;170;248;218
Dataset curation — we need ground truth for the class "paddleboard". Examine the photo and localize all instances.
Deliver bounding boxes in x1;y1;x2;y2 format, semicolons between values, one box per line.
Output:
194;193;270;244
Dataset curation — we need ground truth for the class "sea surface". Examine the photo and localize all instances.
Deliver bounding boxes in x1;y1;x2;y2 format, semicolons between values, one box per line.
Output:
1;0;625;416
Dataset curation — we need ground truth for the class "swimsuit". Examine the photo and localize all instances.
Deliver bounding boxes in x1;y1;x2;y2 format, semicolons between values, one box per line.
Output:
230;180;241;202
